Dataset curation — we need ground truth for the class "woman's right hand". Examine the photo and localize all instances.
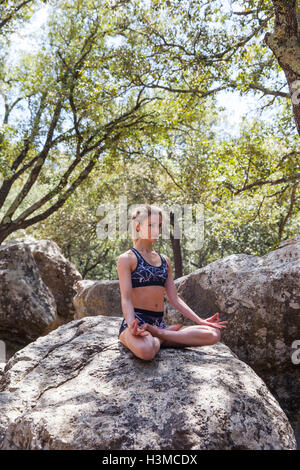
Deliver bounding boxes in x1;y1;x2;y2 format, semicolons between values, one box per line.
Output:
128;318;149;336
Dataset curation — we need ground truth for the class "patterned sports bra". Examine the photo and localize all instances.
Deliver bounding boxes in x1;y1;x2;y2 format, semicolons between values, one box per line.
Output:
130;247;169;288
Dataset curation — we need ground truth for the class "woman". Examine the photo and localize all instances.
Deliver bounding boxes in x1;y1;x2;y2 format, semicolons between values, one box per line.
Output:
117;204;228;361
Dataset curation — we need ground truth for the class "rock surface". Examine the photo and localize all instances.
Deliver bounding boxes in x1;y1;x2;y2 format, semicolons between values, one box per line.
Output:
0;316;296;450
0;241;59;358
73;279;121;319
171;236;300;447
2;237;82;324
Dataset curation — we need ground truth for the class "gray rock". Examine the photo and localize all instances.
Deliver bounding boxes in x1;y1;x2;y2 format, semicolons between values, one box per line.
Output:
0;241;59;356
73;279;121;319
2;237;82;324
0;316;296;450
170;236;300;447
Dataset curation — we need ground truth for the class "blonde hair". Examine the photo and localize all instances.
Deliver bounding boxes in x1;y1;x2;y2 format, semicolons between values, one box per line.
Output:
129;204;163;242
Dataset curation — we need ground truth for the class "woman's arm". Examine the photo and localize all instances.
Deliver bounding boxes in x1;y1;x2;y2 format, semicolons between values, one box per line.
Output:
170;296;205;325
163;255;228;329
117;254;136;326
163;255;204;325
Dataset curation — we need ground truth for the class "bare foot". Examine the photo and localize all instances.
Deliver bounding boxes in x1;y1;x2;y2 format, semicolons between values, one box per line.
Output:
165;324;182;331
143;323;165;338
144;323;182;337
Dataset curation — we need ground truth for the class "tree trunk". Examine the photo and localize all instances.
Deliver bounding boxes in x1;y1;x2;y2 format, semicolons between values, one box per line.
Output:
264;1;300;134
0;222;18;245
170;212;183;279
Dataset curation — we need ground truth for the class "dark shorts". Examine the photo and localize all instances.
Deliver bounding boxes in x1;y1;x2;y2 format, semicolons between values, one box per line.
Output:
118;307;168;338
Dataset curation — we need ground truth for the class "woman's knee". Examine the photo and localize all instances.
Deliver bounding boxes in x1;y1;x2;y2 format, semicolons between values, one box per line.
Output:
134;338;158;361
208;328;221;344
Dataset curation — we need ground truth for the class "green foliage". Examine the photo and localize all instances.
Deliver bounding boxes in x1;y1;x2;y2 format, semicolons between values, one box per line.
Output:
1;0;299;278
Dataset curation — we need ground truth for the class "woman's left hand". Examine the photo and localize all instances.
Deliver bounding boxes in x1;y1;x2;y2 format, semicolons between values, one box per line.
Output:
204;313;228;328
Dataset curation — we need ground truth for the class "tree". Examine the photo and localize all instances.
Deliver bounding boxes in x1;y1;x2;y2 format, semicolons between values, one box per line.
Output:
264;0;300;134
0;0;201;244
1;0;299;255
0;0;36;33
120;0;299;185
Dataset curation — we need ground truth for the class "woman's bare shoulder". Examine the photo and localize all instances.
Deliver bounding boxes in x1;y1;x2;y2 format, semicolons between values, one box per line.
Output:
117;249;135;267
160;253;171;264
118;248;134;258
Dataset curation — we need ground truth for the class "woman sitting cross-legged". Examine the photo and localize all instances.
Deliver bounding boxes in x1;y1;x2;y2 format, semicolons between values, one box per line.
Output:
117;204;228;361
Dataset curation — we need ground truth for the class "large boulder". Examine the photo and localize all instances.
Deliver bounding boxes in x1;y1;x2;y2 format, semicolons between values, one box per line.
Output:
0;241;60;359
170;236;300;447
0;316;296;450
73;280;121;319
2;237;82;324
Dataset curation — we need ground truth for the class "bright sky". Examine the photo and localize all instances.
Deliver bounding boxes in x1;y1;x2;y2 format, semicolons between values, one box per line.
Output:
7;3;50;64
